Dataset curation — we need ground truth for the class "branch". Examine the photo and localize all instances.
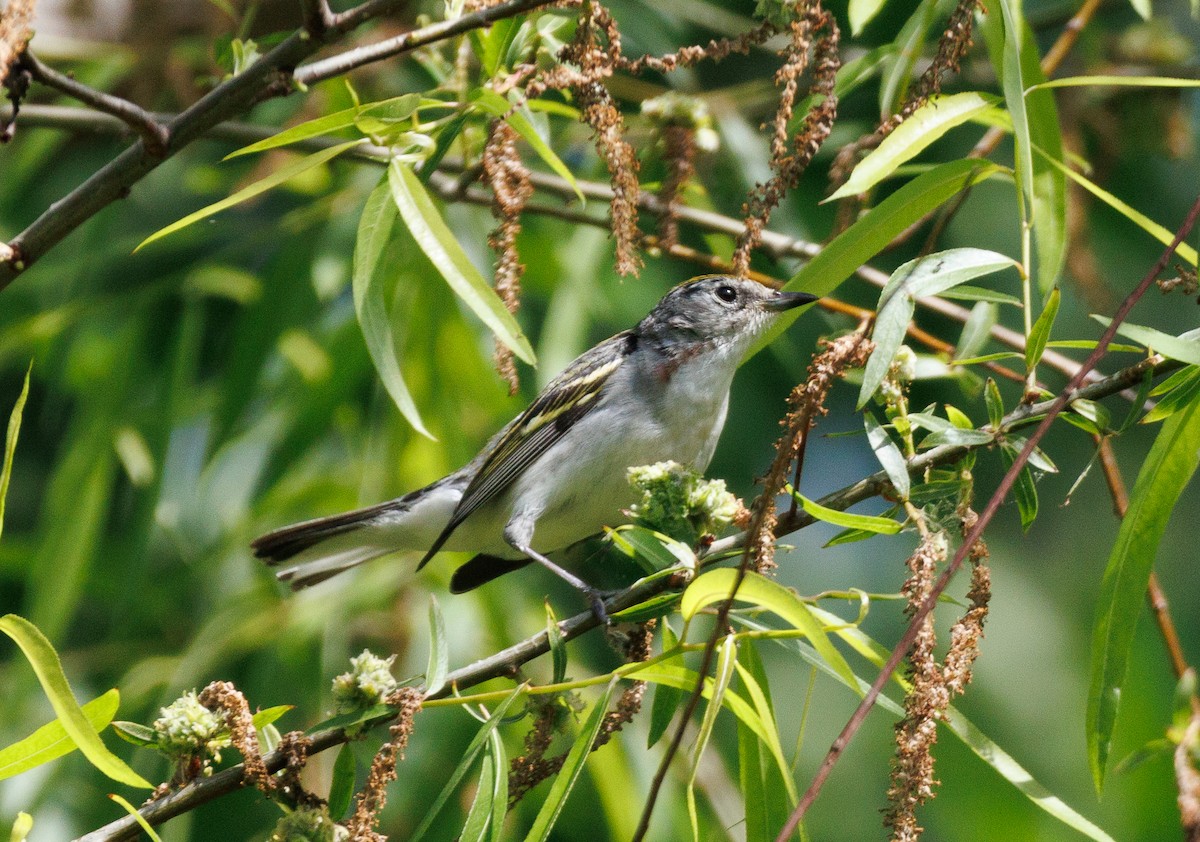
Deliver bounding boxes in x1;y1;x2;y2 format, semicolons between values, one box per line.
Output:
3;101;1118;400
775;193;1200;840
18;53;169;154
73;349;1180;842
0;0;559;291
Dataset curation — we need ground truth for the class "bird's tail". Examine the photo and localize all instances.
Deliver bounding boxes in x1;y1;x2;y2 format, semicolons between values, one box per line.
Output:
252;501;403;589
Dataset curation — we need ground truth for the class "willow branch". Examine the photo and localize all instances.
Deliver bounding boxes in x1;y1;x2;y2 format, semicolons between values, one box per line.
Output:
776;194;1200;840
0;0;560;291
74;347;1180;842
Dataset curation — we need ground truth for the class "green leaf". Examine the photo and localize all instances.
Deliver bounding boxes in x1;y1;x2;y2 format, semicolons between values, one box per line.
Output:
1037;151;1198;267
920;426;994;448
686;636;737;840
524;678;618;842
939;286;1023;305
1006;435;1059;474
306;703;394;735
223;96;419;159
1025;287;1061;371
731;659;797;803
0;689;119;781
860;248;1016;406
545;600;567;686
107;794;162;842
1016;18;1067;296
460;750;496;842
251;705;292;730
608;525;696;572
648;623;683;749
681;569;857;691
734;641;794;836
487;728;508;842
328;743;356;820
0;615;151;788
1127;0;1152;19
425;595;449;696
865;413;910;499
954;302;999;363
471;90;583;202
795;493;902;534
827;93;998;201
757;159;1006;357
0;363;31;543
848;0;890;34
1000;444;1038;531
353;175;432;438
388;160;535;365
135;139;364;251
9;813;32;842
1088;392;1200;790
412;685;525;842
111;720;156;747
1028;75;1200;93
1092;317;1200;366
994;0;1034;221
1142;368;1200;424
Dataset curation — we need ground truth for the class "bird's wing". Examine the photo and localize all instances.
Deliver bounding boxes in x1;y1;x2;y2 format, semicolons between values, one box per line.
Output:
417;331;635;567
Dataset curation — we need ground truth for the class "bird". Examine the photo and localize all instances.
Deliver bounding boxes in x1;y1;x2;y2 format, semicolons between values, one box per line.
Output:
252;275;816;621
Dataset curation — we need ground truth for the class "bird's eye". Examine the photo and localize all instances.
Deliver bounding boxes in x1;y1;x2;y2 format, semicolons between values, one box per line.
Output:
715;284;738;303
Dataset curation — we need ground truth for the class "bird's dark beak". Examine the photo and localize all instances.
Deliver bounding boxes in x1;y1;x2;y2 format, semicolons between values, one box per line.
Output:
765;290;819;312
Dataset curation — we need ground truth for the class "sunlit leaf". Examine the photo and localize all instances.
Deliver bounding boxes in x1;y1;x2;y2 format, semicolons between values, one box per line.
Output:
223;96;419;159
135;140;364;252
848;0;890;33
471;90;583;202
411;685;525;842
1025;287;1060;371
0;615;151;788
686;636;737;840
860;248;1016;405
865;413;910;499
648;622;683;749
0;689;119;781
425;595;448;696
388;161;535;365
794;493;902;534
107;794;162;842
1028;75;1200;93
1142;367;1200;424
1091;317;1200;366
9;812;32;842
524;678;618;842
827;93;997;201
1088;391;1200;790
353;175;433;438
0;363;30;542
460;751;496;842
545;600;567;686
681;569;857;690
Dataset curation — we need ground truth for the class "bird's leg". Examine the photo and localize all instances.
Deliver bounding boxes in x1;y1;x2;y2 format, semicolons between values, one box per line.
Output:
507;539;611;626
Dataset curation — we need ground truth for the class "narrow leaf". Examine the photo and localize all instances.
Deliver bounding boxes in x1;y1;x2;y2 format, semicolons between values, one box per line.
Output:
389;161;535;364
353;176;432;438
795;493;902;534
848;0;890;34
0;363;31;542
827;92;997;201
410;685;525;842
135;140;363;251
686;636;737;841
1000;445;1039;531
1025;287;1060;371
1028;75;1200;93
0;615;151;788
524;678;619;842
681;569;857;691
1142;368;1200;424
1126;0;1152;19
223;94;423;158
0;690;119;781
865;413;910;499
425;595;449;696
328;743;356;820
954;302;999;363
648;623;683;748
487;728;508;842
107;794;162;842
1091;316;1200;366
545;600;567;686
9;813;32;842
996;0;1034;218
471;90;583;202
460;751;496;842
1088;392;1200;790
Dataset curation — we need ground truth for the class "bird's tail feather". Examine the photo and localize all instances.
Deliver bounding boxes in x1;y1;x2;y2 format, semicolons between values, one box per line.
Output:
252;501;400;590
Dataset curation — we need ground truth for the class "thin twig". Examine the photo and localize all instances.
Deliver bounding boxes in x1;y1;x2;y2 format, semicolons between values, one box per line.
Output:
775;194;1200;841
20;53;169;154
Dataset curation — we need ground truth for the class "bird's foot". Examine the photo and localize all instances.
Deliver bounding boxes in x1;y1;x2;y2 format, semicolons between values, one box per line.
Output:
583;588;612;626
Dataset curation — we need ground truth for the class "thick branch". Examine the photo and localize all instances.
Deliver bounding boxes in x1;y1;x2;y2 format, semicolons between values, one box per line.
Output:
73;350;1177;842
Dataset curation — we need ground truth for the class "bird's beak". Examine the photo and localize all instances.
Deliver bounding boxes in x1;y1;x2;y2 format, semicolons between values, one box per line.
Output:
765;290;819;312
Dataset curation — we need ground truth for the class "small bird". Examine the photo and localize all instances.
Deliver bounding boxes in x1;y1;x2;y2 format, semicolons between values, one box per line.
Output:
252;276;816;620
